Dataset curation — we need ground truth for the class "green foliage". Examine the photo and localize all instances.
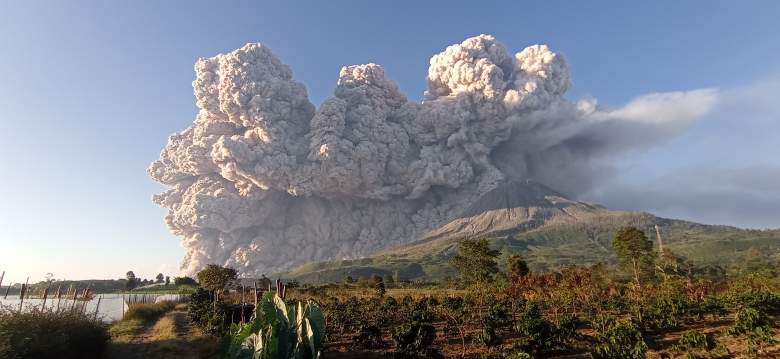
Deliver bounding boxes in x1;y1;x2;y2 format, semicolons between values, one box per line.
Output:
504;352;531;359
591;317;647;359
189;288;231;336
197;264;238;293
123;301;176;324
507;254;530;278
225;292;325;359
476;298;510;348
450;238;501;283
611;227;655;287
513;301;573;354
174;276;198;286
725;306;776;356
0;307;109;359
392;299;437;356
672;330;721;354
352;324;383;349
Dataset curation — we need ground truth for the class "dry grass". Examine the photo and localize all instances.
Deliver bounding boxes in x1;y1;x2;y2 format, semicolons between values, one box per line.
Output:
150;315;178;341
109;319;144;343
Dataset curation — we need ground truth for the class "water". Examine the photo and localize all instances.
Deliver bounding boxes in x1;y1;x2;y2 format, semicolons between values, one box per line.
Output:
0;293;186;322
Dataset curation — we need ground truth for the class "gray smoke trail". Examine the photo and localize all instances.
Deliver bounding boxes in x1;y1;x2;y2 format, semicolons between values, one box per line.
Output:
149;35;717;275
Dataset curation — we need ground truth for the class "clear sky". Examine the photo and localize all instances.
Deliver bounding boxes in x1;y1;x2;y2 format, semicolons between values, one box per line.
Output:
1;1;778;284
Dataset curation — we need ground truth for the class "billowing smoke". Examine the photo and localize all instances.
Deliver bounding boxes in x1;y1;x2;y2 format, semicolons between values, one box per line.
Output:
149;35;717;275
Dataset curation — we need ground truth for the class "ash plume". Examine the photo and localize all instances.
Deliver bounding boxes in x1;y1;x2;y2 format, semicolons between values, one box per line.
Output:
149;35;717;275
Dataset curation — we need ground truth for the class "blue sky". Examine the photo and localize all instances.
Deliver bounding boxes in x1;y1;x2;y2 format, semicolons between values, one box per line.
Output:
0;1;778;283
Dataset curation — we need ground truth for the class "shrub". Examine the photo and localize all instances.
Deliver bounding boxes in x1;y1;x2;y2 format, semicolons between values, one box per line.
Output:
392;299;437;357
672;330;723;355
514;302;565;354
724;306;776;356
352;324;384;349
0;307;109;359
591;317;647;359
189;288;231;336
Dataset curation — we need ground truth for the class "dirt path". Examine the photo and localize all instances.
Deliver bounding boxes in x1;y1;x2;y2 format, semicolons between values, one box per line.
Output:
106;309;220;359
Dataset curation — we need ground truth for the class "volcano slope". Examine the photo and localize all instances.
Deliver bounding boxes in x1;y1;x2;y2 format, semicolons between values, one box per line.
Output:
281;180;780;284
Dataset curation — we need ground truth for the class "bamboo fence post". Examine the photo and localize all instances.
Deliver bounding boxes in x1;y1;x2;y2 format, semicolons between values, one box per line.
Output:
18;284;26;312
70;286;78;311
41;286;49;310
0;271;5;293
94;296;102;321
3;281;10;299
253;281;258;308
55;285;62;311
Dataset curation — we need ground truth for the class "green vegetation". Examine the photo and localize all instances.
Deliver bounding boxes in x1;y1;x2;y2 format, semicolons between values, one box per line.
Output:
197;264;238;294
7;224;780;358
0;307;109;359
279;214;780;284
124;301;177;324
450;238;501;283
224;292;325;359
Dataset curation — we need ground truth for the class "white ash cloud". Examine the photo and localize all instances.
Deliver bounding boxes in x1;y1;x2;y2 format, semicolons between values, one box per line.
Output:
149;35;718;275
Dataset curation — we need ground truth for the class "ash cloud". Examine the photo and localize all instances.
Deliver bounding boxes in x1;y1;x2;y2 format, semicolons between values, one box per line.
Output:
150;35;717;275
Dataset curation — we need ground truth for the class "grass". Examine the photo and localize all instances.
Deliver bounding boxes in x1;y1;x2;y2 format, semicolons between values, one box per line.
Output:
124;301;177;324
0;306;109;359
109;319;143;343
150;315;177;341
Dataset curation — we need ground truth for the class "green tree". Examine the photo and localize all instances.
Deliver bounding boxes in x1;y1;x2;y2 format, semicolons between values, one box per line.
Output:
507;254;530;279
611;227;654;288
197;264;238;294
450;238;500;284
125;271;137;290
155;273;165;283
174;276;197;286
164;276;170;285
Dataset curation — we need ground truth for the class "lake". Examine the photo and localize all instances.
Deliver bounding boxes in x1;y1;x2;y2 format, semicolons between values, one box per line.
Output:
0;293;186;322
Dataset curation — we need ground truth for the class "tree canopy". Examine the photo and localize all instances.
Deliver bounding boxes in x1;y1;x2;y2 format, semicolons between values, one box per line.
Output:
196;264;238;293
450;238;500;283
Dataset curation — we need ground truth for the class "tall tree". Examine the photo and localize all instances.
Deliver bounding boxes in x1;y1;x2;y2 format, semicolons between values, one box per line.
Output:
196;264;238;294
450;239;500;284
155;273;165;283
125;270;137;290
611;227;655;288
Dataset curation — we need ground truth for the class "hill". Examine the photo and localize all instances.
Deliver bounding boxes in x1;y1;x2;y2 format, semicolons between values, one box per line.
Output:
280;180;780;284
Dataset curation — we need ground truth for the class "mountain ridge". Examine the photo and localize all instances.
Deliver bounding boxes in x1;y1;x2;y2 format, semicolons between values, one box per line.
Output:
279;180;780;284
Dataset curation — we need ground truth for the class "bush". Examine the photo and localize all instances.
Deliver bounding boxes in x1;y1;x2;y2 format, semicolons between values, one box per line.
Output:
725;306;776;355
0;307;109;359
392;299;437;357
591;317;647;359
672;330;722;354
124;301;176;323
188;288;231;336
514;301;574;354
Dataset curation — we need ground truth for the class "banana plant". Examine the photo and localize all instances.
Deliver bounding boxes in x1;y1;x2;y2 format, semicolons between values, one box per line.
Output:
225;292;325;359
